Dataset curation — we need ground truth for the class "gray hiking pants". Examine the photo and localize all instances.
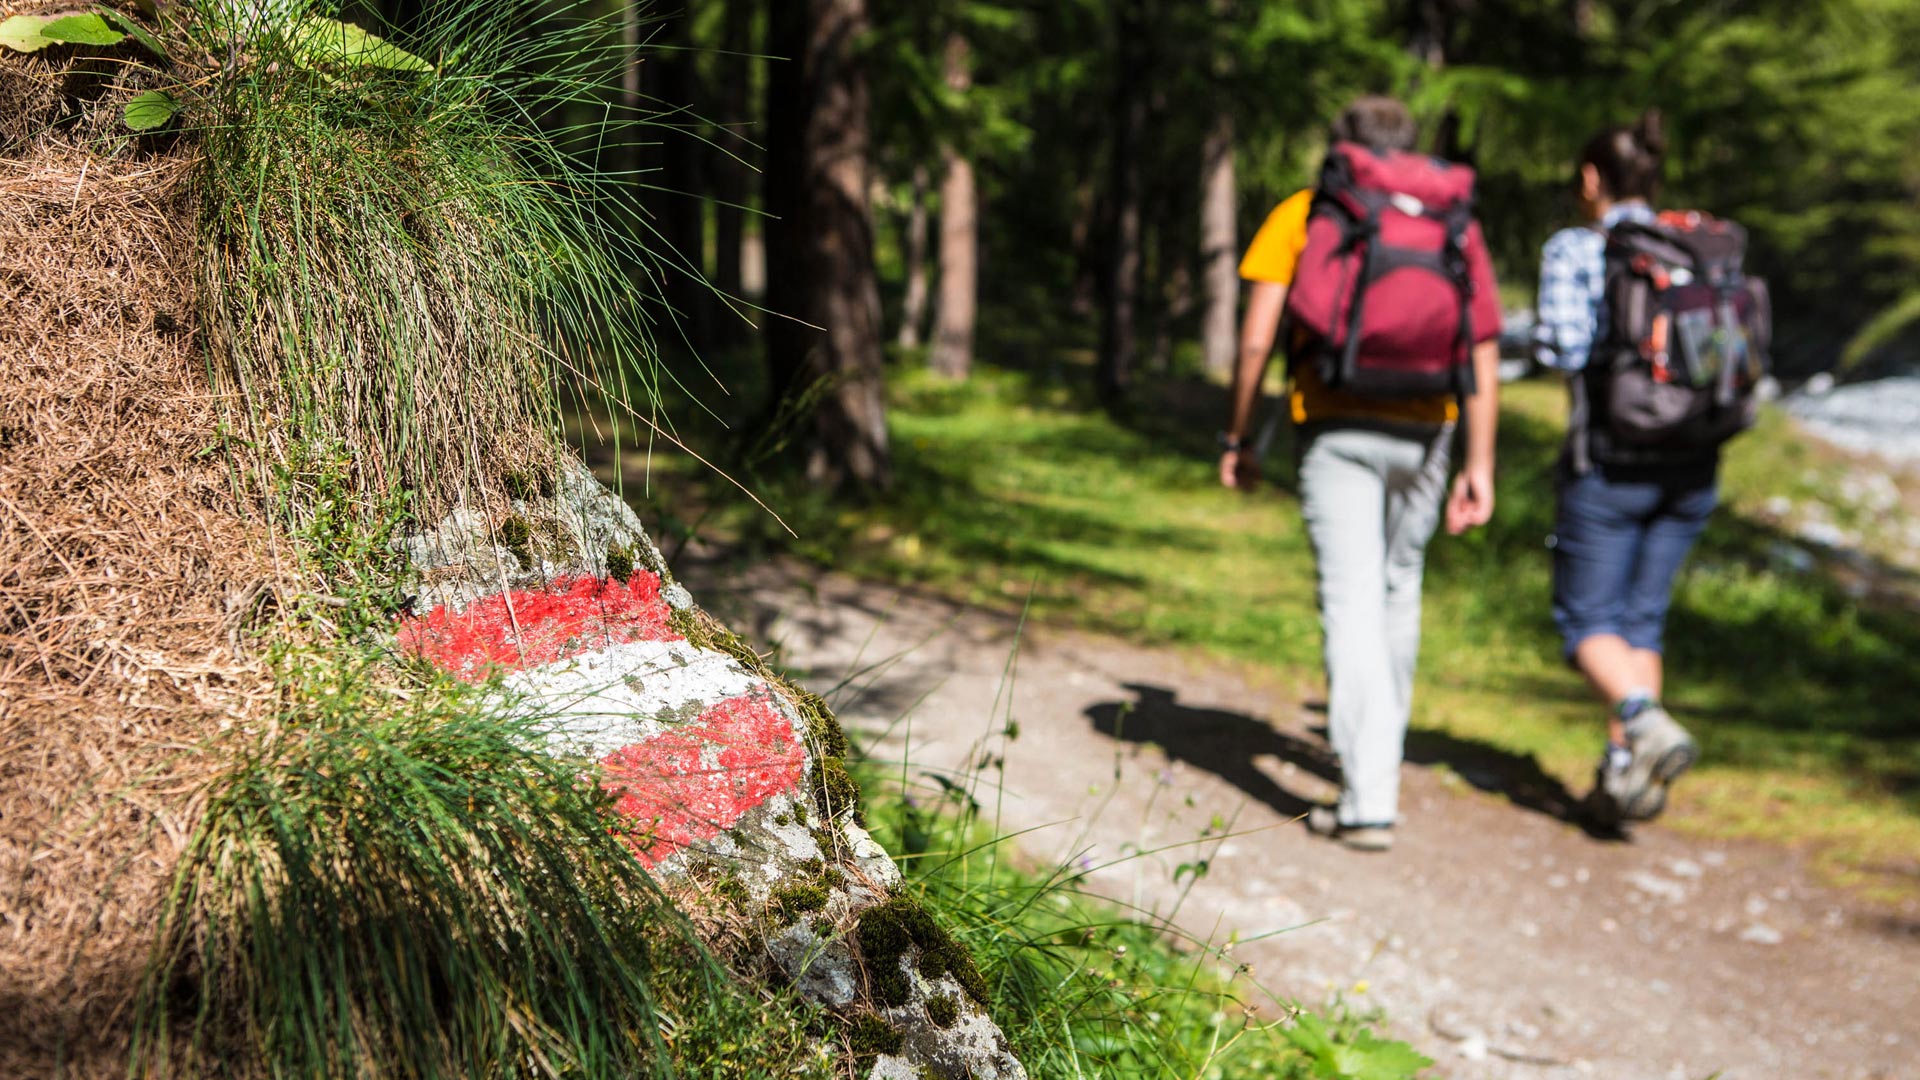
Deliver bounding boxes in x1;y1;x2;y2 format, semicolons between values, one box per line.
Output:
1297;424;1453;827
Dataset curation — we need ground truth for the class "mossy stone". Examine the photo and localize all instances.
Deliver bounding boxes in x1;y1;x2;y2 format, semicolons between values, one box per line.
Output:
925;992;959;1028
848;1014;904;1067
495;514;533;567
768;882;829;920
605;543;633;583
855;895;989;1007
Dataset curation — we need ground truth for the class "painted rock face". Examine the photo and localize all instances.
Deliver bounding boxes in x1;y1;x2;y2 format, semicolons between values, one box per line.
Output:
396;574;806;867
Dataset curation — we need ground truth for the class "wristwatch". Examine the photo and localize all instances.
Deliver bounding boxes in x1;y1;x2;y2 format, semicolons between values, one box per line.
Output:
1216;431;1245;452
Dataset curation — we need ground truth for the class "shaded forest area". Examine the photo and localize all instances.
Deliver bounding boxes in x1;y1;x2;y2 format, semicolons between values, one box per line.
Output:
364;0;1920;495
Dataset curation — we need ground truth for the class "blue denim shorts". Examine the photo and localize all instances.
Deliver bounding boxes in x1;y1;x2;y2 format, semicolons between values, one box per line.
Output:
1550;467;1718;658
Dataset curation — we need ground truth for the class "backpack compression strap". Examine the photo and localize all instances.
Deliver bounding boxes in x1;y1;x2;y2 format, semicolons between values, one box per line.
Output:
1324;191;1479;397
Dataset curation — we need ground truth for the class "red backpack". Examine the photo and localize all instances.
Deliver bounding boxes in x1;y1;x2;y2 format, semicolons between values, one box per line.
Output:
1283;142;1482;398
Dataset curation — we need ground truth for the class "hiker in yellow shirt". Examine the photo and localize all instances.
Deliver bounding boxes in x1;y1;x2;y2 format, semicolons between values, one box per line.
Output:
1218;97;1503;851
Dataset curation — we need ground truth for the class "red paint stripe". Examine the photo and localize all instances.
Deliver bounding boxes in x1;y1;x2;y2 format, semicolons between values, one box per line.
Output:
599;692;805;867
397;574;677;680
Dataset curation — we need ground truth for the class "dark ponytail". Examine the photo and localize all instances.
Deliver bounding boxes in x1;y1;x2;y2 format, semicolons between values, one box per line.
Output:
1580;108;1667;202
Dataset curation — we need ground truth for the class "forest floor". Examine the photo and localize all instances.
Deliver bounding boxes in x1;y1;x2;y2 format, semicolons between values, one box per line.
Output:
682;558;1919;1080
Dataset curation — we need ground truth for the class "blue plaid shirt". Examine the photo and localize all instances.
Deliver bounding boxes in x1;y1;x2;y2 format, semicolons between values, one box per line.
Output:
1533;202;1657;372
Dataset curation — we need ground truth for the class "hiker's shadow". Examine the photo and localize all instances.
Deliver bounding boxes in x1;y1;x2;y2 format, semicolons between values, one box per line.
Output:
1087;685;1619;839
1401;725;1619;839
1084;683;1333;820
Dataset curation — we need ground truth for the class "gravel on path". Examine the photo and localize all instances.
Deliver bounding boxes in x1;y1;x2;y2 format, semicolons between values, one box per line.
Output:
688;561;1920;1080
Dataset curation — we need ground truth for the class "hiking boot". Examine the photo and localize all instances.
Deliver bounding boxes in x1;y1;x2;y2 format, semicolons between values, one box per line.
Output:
1589;706;1698;826
1306;805;1394;852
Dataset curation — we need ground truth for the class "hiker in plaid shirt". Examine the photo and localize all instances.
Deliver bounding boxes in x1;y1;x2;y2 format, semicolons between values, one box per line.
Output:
1532;203;1655;374
1535;111;1712;831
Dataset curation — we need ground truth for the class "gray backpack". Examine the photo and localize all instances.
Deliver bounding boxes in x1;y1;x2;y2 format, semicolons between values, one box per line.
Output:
1571;211;1770;472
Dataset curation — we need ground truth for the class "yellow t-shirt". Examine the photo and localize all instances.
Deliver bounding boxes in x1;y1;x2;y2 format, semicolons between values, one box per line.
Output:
1240;189;1457;426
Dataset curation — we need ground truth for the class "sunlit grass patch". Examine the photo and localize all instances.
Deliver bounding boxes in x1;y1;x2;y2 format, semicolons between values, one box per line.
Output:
643;363;1920;901
856;762;1430;1079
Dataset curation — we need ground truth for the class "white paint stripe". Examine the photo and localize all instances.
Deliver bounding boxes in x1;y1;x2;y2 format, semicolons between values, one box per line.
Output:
501;639;765;761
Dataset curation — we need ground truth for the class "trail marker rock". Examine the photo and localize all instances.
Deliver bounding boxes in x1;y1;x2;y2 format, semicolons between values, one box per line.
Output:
394;470;1026;1080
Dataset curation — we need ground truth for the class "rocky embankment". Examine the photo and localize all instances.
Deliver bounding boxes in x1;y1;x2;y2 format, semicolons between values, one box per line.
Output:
1785;373;1920;466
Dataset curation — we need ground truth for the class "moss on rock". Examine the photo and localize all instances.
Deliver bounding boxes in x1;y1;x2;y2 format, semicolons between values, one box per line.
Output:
849;1014;904;1067
768;881;830;920
495;513;533;567
605;543;634;583
855;896;989;1008
811;756;865;827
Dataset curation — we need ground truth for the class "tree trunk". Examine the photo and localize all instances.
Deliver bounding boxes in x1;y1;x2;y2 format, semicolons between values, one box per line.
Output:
712;0;753;345
619;0;644;181
658;9;708;351
763;0;891;492
929;31;977;380
764;0;806;395
1569;0;1595;39
1198;109;1237;381
897;164;931;350
1096;0;1148;409
1407;0;1452;69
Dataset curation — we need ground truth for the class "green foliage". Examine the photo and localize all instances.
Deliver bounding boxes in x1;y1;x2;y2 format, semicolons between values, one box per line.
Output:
925;992;960;1028
855;895;989;1007
133;645;829;1079
847;1015;905;1066
292;15;432;72
811;754;865;826
848;0;1919;375
122;89;180;131
173;0;671;522
0;14;59;51
39;12;125;47
497;513;535;567
1284;1013;1433;1080
769;881;830;920
606;542;636;583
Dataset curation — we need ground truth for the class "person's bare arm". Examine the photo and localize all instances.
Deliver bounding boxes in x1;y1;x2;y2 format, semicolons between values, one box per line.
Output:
1220;281;1287;489
1445;338;1501;533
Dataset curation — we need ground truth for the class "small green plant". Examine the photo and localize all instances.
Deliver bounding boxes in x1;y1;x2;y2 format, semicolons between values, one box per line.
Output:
607;542;636;582
1282;1013;1433;1080
855;895;990;1008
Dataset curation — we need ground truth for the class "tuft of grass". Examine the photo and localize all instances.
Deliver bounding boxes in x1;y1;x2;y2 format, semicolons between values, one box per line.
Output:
133;645;827;1079
175;0;684;526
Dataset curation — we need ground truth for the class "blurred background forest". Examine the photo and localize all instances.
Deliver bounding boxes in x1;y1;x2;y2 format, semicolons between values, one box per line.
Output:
343;0;1920;892
363;0;1920;494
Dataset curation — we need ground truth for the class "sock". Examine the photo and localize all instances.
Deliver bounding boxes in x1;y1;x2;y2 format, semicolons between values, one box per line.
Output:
1615;690;1658;732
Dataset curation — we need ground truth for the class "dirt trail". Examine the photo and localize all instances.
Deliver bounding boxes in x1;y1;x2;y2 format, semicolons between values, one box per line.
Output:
685;560;1918;1080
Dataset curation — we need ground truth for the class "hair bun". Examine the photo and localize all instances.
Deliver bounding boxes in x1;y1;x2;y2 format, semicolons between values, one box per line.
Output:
1634;108;1668;158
